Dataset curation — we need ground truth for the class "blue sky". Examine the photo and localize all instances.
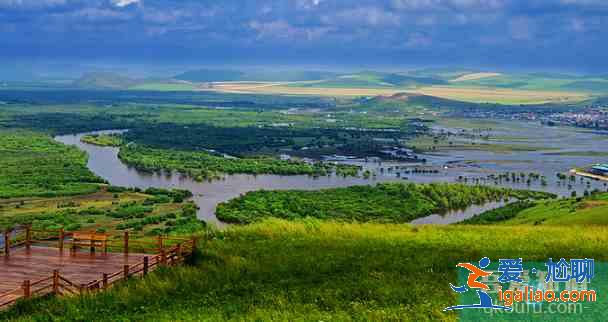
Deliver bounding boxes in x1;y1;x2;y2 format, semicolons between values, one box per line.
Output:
1;0;607;73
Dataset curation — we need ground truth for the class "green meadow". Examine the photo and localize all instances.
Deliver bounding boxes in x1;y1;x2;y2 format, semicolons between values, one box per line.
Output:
0;130;105;198
3;219;608;321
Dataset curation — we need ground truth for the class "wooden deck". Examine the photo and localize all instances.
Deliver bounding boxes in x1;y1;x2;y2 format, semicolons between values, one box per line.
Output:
0;246;147;294
0;228;197;309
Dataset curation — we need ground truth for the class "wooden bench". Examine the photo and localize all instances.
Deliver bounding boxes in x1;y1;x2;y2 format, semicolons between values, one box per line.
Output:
71;232;109;254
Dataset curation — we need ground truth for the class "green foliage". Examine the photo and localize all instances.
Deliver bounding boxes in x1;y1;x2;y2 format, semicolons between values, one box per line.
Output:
216;183;550;224
459;201;537;225
490;192;608;225
4;220;608;321
80;134;122;146
117;144;356;180
0;130;104;198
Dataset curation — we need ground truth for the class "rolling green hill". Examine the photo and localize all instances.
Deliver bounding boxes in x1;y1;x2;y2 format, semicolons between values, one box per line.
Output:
73;72;139;90
448;72;608;93
292;71;447;89
174;69;338;82
462;192;608;225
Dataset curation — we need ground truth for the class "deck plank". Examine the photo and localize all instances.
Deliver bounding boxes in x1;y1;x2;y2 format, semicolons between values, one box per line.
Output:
0;246;147;294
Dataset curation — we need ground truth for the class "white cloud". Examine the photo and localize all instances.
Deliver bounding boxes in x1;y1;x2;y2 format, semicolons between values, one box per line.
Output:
323;7;401;27
391;0;503;11
296;0;322;10
111;0;139;8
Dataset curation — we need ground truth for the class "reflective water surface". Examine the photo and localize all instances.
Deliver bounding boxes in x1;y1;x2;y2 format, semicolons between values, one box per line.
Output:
55;123;608;226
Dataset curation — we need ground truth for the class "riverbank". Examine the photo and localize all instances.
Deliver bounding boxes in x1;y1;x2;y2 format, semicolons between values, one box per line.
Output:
570;169;608;182
54;129;606;226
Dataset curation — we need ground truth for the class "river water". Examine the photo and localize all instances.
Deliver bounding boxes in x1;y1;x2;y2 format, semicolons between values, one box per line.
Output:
55;123;608;227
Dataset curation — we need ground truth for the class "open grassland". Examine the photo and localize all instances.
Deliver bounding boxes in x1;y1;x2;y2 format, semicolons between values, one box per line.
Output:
499;193;608;226
461;192;608;226
408;135;545;153
410;86;588;104
208;82;406;97
449;72;502;82
0;130;105;198
450;73;608;93
0;186;201;237
128;82;200;91
3;219;608;321
209;82;589;104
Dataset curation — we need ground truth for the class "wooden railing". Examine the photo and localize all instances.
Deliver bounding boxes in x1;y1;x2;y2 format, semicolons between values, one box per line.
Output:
0;227;197;310
1;226;195;257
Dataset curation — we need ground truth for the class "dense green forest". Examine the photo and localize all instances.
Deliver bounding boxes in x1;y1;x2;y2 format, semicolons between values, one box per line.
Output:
118;144;359;181
0;130;105;198
1;101;423;159
80;133;122;146
458;200;538;224
216;183;554;224
3;219;608;321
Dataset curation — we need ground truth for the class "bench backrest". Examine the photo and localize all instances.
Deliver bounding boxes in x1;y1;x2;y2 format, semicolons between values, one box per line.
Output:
73;232;108;242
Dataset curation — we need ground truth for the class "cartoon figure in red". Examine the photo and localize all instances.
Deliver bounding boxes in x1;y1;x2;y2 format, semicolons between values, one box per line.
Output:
444;257;511;311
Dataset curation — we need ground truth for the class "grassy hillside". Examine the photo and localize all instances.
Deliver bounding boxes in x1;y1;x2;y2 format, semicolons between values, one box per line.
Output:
3;219;608;321
462;192;608;225
292;71;446;89
174;69;337;82
502;193;608;225
73;72;138;90
449;72;608;93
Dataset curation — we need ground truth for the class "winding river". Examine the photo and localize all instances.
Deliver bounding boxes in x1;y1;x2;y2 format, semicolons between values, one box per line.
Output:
55;125;608;227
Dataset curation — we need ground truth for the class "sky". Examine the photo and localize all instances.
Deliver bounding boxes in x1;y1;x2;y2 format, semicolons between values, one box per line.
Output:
1;0;608;75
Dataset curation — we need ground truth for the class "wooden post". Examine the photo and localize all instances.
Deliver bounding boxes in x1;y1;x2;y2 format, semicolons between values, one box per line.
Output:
123;265;130;279
22;280;31;299
25;225;31;251
3;230;10;256
58;228;64;252
191;237;198;253
102;273;109;289
52;270;59;294
160;249;167;265
157;235;163;253
176;244;182;264
123;231;129;256
143;257;149;275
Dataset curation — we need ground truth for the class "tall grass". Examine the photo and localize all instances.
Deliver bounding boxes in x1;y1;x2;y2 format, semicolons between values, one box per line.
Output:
4;219;608;321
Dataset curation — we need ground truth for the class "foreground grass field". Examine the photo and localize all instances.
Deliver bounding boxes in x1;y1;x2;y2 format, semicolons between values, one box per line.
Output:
3;219;608;321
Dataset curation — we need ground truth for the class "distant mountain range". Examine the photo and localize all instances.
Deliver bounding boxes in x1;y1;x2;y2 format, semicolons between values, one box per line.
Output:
69;69;608;94
73;72;139;89
174;69;339;82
